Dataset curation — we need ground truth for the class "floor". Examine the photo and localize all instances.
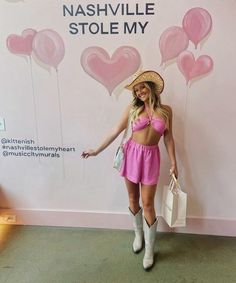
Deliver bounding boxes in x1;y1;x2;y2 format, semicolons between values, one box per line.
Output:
0;225;236;283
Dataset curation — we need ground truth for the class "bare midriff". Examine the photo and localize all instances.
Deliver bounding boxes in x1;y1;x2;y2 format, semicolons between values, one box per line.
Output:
131;126;162;146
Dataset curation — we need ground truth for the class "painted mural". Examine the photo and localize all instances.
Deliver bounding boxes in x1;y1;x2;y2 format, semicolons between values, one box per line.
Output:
1;0;235;236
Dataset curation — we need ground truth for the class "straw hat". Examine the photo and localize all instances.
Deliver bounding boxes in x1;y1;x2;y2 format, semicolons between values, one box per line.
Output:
125;70;164;94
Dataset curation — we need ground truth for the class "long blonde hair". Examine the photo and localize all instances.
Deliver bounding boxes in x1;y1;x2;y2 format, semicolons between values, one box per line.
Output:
130;82;169;123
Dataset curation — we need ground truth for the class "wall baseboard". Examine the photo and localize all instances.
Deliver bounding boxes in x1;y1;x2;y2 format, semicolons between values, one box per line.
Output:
0;209;235;237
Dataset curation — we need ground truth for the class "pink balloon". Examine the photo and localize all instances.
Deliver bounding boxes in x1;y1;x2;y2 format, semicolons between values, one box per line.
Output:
33;29;65;69
182;7;212;48
159;26;189;65
81;46;141;94
177;51;214;84
7;29;37;56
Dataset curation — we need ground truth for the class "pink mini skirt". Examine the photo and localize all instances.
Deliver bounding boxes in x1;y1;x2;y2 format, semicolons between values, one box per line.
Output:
120;139;160;185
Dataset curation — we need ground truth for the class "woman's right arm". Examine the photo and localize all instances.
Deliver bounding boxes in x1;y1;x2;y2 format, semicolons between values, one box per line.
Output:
163;105;178;177
81;105;132;159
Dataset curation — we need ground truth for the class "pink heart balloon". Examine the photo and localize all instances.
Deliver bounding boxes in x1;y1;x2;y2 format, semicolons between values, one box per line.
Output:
81;46;141;94
182;7;212;49
177;51;213;84
159;26;189;65
7;29;37;56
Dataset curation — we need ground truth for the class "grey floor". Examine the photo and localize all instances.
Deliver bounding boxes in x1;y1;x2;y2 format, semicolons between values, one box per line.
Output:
0;225;236;283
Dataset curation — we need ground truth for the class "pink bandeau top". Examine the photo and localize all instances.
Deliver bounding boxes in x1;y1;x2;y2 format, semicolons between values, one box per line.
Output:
132;116;166;135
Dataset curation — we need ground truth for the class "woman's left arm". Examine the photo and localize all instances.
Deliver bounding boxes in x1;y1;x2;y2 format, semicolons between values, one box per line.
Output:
163;105;178;177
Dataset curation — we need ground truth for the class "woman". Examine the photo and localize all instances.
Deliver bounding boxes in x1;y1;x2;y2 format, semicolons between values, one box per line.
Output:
82;70;178;270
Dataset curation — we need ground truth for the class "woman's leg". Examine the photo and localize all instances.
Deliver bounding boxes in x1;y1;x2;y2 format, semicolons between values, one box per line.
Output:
125;178;140;214
141;184;157;225
125;178;143;253
141;184;158;270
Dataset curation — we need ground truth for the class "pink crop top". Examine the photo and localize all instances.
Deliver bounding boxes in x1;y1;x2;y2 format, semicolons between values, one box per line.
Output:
132;116;166;135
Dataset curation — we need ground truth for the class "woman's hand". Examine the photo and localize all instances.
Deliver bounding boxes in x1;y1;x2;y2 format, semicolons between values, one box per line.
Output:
169;164;178;178
81;149;97;159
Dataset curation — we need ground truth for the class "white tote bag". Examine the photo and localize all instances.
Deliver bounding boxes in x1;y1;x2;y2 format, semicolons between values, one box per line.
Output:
161;174;187;228
113;145;125;171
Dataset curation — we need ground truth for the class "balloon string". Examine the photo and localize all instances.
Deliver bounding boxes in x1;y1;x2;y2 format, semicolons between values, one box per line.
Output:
184;85;189;128
29;56;41;163
184;86;189;150
56;69;65;178
181;86;189;183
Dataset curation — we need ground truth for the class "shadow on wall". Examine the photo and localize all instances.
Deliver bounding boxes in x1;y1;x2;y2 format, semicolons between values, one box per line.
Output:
0;185;12;209
174;103;225;219
172;108;202;218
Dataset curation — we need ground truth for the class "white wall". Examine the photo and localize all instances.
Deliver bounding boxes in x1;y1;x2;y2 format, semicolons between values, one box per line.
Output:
1;0;236;236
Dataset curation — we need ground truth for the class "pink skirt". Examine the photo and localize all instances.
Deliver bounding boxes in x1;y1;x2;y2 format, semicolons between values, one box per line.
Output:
120;139;160;185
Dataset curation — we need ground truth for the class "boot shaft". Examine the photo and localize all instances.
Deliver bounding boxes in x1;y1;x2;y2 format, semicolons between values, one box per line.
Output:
129;207;143;230
143;218;158;245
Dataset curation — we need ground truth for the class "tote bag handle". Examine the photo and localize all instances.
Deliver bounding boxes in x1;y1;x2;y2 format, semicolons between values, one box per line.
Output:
171;173;182;191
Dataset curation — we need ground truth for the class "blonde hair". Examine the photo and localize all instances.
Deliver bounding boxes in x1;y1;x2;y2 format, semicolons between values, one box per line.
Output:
130;82;169;124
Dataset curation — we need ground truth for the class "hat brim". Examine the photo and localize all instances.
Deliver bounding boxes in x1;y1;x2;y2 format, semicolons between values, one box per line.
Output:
125;70;164;94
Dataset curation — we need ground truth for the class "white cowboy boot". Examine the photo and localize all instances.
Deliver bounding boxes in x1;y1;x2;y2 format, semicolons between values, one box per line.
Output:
143;217;158;270
129;207;144;253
